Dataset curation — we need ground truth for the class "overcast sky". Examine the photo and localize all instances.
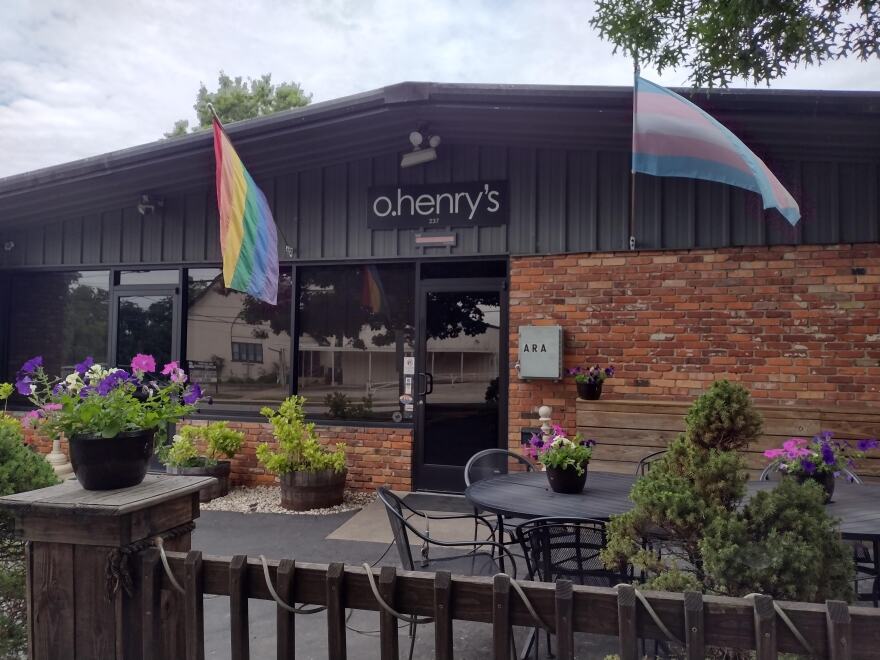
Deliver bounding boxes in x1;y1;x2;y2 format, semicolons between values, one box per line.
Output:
1;0;878;178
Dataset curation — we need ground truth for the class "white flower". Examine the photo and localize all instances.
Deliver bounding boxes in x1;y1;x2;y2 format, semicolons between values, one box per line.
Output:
64;372;83;393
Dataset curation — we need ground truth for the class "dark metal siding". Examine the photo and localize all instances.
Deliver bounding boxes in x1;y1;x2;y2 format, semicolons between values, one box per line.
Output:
1;143;878;269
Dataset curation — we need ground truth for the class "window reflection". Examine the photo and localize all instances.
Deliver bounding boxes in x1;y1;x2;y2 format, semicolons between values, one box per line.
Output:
185;268;292;410
6;271;110;378
115;294;173;368
297;264;414;421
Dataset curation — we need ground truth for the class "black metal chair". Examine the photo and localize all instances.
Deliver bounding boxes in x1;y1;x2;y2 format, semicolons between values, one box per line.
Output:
515;516;633;659
636;450;666;476
464;448;538;552
377;486;518;577
759;462;863;483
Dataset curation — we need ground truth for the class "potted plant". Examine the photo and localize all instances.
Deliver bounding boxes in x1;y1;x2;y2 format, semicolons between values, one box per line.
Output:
763;433;878;502
158;422;244;501
16;354;203;490
524;425;596;494
569;364;614;400
255;395;347;511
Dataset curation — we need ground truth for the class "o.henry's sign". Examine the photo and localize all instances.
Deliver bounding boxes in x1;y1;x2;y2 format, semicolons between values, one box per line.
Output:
367;181;508;230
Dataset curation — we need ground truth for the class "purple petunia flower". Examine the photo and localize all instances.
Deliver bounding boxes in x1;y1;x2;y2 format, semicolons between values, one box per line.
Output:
19;356;42;375
97;370;131;396
800;459;817;475
52;383;64;395
15;376;33;396
820;441;836;466
856;438;879;452
74;356;94;375
182;383;202;405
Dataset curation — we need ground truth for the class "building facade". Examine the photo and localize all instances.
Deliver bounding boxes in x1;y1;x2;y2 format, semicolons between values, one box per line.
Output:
1;82;879;492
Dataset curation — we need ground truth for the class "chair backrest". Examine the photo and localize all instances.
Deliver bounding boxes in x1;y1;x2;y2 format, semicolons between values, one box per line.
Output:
464;448;537;487
515;517;630;587
759;462;863;484
636;450;666;476
376;487;415;571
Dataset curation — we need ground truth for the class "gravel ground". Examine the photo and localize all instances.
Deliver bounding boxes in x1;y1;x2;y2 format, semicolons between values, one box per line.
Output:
201;486;375;515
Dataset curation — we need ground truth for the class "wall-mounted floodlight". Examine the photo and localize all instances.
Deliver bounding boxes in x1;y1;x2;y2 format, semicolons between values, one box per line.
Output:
400;130;441;168
137;194;164;216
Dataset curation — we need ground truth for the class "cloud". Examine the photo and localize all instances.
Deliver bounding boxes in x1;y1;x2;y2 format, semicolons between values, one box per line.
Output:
1;0;878;178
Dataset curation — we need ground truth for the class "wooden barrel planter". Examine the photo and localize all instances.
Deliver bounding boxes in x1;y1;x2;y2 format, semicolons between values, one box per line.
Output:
280;469;347;511
166;461;231;502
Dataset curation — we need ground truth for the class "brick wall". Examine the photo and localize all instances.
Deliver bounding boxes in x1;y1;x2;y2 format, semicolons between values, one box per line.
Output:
178;421;413;491
21;420;412;491
508;243;880;449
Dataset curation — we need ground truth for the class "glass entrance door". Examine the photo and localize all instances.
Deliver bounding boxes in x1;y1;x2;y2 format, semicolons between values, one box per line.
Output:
414;280;506;491
110;287;179;370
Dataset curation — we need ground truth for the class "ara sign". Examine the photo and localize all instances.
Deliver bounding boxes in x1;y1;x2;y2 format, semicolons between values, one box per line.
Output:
367;181;508;230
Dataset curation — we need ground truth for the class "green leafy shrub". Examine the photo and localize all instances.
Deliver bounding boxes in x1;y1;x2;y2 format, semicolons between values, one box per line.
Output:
0;413;58;659
684;379;763;451
158;422;245;468
324;391;373;419
602;381;854;603
256;396;346;474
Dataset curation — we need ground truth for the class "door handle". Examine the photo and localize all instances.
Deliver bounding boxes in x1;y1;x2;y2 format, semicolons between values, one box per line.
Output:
418;372;435;397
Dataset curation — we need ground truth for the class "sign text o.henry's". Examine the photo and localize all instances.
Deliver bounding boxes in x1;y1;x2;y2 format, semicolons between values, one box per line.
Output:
367;181;508;230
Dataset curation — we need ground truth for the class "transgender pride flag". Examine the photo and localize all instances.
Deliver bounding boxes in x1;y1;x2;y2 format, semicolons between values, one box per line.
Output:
633;76;800;226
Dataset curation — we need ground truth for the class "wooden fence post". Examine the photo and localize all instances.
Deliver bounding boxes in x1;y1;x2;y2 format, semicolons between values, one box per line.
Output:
0;475;213;660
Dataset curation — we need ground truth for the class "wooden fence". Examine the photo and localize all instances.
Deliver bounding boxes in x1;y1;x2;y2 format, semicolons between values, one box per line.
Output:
578;399;880;480
144;549;880;660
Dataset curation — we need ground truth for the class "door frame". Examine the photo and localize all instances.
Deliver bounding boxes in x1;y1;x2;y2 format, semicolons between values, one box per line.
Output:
109;283;182;369
413;276;509;492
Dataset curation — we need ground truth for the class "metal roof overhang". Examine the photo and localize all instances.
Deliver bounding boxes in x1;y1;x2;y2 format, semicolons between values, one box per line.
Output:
1;82;878;227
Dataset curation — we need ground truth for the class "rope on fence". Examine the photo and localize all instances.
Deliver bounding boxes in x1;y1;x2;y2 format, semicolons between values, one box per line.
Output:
362;563;435;624
259;555;327;614
503;573;554;634
616;583;683;646
106;522;194;598
156;536;187;595
744;593;816;656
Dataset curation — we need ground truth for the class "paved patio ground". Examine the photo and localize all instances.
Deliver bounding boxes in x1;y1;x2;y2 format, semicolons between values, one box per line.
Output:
193;494;618;659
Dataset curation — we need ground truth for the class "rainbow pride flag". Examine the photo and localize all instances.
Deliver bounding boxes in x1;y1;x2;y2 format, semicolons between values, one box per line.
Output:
213;118;279;304
633;76;800;226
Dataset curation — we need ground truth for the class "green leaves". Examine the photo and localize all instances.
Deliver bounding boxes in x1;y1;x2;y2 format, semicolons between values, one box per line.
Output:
256;396;347;475
601;381;853;603
165;71;312;138
589;0;880;86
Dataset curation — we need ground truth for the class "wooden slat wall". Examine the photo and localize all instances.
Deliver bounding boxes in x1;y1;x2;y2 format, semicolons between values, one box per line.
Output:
2;145;878;270
577;399;880;480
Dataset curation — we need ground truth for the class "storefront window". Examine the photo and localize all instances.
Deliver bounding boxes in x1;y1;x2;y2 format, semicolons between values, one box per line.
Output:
185;268;292;411
6;271;110;378
297;264;415;421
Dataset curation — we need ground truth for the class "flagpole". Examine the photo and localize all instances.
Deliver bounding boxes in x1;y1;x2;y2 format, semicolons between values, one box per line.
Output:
208;102;295;258
629;55;640;251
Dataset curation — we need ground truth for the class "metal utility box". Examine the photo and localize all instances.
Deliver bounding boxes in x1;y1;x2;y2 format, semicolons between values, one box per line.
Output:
517;325;563;379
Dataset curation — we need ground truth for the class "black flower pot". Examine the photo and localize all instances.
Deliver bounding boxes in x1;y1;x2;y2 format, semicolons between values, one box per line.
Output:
797;471;836;503
69;429;155;490
546;462;589;494
576;381;603;400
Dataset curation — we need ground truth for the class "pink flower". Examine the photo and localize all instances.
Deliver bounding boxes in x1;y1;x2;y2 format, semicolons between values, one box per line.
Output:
131;354;156;374
41;403;62;412
763;448;784;459
22;410;42;427
161;361;187;384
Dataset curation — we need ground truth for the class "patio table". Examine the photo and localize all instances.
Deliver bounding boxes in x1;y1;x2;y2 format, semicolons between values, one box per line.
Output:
465;470;880;601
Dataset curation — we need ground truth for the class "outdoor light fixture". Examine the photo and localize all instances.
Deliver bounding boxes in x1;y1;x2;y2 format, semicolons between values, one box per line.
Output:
137;194;164;216
400;130;441;168
2;241;14;252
